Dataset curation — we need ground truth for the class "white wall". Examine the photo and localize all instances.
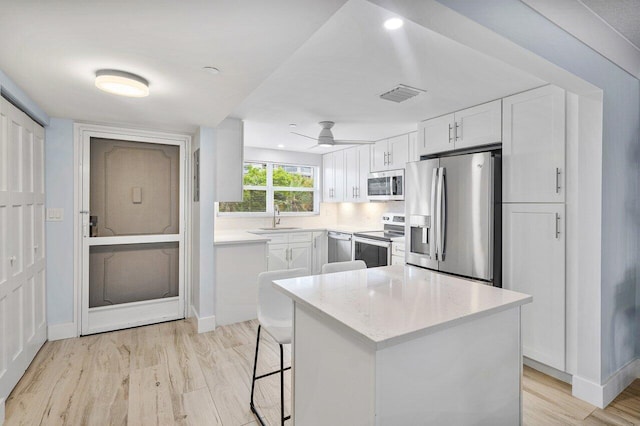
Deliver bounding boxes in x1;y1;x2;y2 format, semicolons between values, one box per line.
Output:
435;0;640;390
44;119;75;326
191;126;215;328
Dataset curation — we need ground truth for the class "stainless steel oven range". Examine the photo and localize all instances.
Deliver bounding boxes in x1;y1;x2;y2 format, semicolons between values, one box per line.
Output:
353;213;405;268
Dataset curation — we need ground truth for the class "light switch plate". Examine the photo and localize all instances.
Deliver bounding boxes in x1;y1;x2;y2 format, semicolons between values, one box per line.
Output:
132;187;142;204
46;208;64;221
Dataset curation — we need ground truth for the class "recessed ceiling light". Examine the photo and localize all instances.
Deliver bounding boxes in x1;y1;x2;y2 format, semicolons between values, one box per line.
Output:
384;18;404;30
203;66;220;75
95;70;149;97
278;144;285;148
289;123;297;128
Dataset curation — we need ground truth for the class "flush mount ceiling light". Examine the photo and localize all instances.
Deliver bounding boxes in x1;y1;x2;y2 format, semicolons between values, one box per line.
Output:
278;144;285;148
95;70;149;97
384;17;404;30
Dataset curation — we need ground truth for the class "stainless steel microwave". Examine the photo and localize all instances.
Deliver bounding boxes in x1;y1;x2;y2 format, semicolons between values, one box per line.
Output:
367;169;404;201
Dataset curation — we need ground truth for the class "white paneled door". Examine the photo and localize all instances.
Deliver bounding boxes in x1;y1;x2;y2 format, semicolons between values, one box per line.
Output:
79;126;188;335
0;98;46;406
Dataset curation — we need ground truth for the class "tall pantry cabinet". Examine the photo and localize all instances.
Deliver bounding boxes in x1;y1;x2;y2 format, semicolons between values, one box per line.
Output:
502;85;567;371
0;97;47;407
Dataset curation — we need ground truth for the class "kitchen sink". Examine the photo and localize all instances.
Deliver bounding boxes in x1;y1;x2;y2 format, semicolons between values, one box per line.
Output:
257;227;300;230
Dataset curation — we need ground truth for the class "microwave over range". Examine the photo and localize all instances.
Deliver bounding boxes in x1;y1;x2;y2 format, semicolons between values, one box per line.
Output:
367;169;404;201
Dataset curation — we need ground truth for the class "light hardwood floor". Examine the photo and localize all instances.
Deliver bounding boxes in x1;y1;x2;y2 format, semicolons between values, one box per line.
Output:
5;319;640;425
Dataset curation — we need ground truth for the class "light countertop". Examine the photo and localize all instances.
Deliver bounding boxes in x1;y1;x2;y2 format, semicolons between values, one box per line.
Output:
214;230;271;245
273;264;532;349
214;225;382;245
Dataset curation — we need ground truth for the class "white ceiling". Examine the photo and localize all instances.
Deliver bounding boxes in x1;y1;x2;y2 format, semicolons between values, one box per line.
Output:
234;0;545;152
523;0;640;80
581;0;640;49
0;0;347;132
0;0;546;152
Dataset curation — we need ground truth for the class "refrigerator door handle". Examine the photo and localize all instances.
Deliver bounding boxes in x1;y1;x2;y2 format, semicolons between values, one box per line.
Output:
431;167;439;260
439;167;447;261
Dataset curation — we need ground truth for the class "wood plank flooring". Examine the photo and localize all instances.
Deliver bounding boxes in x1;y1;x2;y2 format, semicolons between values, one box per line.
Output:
5;319;640;425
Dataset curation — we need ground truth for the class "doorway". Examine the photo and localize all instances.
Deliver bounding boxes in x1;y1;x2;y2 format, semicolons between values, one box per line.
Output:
77;125;189;335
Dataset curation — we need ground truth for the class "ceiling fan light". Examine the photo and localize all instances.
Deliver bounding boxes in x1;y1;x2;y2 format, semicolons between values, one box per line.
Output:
318;143;333;147
95;70;149;97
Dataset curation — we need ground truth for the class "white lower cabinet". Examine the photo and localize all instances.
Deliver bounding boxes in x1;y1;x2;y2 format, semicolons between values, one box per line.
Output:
503;203;565;370
289;243;312;270
215;242;268;326
267;232;313;272
391;241;405;265
312;231;328;274
267;244;290;271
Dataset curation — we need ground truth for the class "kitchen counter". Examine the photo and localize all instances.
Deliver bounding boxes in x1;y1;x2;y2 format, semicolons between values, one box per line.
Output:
273;265;532;425
274;265;531;348
213;230;271;245
214;225;381;244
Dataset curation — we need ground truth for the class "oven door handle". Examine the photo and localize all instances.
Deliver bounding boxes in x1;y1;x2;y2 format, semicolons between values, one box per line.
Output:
353;237;392;249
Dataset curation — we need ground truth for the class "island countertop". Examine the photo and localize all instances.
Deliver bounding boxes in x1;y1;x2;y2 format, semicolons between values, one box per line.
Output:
273;264;532;349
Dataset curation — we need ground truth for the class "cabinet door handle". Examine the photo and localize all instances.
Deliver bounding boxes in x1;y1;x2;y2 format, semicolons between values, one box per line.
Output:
455;122;461;141
448;123;453;143
555;213;561;239
9;256;16;265
388;151;392;165
555;168;561;194
383;152;388;165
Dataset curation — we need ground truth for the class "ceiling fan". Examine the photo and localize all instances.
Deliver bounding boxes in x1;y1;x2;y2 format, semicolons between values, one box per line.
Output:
291;121;373;148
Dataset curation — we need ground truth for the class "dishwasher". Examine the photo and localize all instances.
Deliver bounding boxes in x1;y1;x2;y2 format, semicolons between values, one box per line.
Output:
327;231;353;263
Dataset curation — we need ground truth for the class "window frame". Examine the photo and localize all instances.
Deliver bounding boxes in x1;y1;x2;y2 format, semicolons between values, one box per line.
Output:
216;161;320;217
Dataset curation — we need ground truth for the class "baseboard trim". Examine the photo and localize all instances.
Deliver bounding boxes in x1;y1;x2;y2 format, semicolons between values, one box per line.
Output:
524;356;572;384
190;305;216;333
573;359;640;408
47;322;78;341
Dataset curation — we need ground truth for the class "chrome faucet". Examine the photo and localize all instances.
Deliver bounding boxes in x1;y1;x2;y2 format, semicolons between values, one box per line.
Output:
273;205;281;228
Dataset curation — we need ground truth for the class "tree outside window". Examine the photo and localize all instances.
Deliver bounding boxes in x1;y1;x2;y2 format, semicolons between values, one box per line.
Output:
218;162;318;215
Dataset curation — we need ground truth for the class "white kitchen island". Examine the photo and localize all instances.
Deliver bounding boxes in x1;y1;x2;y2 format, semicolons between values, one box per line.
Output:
272;264;532;426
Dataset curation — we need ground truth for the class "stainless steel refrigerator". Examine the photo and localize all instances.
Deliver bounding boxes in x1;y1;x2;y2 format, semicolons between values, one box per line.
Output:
405;151;501;286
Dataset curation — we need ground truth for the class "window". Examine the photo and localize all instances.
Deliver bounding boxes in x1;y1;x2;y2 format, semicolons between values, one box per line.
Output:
218;162;318;215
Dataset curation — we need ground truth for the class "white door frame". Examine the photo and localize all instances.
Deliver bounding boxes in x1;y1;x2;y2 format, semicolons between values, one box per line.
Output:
73;123;191;336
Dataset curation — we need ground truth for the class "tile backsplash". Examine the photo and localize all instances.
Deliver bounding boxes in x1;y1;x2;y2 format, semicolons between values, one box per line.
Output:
214;201;404;231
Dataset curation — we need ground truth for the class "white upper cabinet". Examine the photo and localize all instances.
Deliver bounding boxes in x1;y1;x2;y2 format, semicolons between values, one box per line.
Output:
418;100;502;157
503;203;566;371
454;100;502;150
371;134;410;172
322;150;345;202
419;113;454;156
408;131;419;162
503;85;565;203
388;134;409;170
343;145;370;203
371;139;388;172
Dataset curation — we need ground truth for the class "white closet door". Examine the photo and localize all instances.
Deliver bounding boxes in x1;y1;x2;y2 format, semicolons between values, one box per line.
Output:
0;97;47;405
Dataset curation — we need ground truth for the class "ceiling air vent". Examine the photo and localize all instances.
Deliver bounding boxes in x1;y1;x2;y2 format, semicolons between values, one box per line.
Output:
379;84;426;103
